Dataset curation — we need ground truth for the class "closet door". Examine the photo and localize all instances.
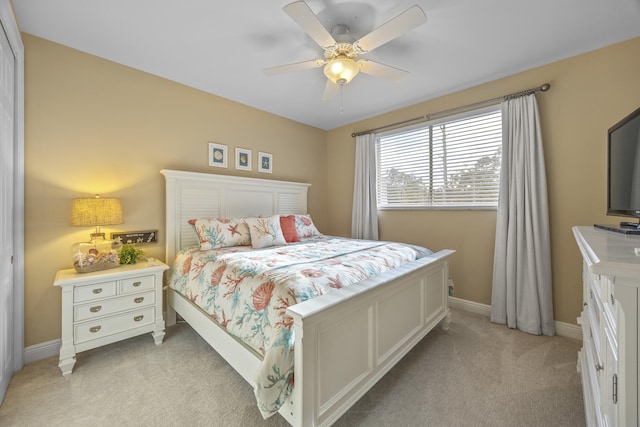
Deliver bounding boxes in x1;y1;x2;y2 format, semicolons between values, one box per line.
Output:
0;17;15;404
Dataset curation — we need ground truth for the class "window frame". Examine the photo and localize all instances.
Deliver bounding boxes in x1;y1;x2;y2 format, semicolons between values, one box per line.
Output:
375;104;502;211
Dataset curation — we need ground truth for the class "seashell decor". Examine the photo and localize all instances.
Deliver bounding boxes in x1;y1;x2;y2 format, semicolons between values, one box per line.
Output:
71;240;120;273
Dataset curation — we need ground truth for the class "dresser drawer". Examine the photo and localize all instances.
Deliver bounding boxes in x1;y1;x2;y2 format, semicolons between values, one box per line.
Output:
582;322;603;392
584;310;600;357
74;281;117;302
583;263;599;293
120;275;155;294
74;290;155;322
601;278;618;335
603;313;618;356
74;306;155;344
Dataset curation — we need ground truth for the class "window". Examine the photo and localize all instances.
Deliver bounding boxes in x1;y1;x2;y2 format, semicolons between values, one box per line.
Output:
376;106;502;209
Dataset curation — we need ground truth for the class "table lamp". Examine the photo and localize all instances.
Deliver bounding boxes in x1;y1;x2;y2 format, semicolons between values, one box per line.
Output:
70;194;123;273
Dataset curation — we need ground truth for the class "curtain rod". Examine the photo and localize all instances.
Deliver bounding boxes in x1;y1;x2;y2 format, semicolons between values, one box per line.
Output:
351;83;551;138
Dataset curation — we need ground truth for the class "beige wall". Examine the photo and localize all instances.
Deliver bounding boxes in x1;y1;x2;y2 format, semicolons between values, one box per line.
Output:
23;33;640;346
327;37;640;325
23;34;328;346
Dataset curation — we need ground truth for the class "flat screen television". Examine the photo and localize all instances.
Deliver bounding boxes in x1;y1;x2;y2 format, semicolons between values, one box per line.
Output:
597;106;640;233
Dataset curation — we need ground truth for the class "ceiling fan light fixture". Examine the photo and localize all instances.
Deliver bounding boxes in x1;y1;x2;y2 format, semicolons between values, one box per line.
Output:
324;56;360;85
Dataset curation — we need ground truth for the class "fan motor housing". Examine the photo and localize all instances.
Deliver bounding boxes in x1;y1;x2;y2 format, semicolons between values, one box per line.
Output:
324;43;358;60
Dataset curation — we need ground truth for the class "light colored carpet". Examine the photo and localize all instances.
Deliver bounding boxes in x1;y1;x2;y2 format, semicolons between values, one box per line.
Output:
0;309;585;426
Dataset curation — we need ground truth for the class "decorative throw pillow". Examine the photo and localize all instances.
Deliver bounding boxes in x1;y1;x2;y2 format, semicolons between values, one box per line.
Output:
245;215;286;248
280;215;300;243
188;218;251;250
294;214;321;238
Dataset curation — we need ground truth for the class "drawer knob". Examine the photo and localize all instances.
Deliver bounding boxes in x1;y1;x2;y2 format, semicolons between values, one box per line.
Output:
133;281;142;287
595;363;604;371
90;305;102;313
89;326;101;333
134;297;144;303
92;288;103;294
134;315;144;322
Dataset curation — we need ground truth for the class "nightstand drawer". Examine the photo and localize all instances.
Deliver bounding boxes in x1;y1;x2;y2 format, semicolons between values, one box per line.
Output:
120;275;155;294
74;306;155;344
74;290;155;322
74;281;117;302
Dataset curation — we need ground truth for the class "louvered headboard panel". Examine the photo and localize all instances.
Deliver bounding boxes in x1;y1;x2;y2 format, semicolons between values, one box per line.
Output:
161;169;311;265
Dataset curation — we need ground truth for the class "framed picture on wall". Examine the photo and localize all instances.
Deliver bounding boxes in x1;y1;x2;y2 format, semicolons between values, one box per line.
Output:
258;152;273;173
235;148;252;171
208;142;228;168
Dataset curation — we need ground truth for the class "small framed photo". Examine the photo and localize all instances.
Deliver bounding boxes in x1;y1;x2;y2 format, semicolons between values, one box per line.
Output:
258;152;273;174
235;148;252;171
208;143;227;168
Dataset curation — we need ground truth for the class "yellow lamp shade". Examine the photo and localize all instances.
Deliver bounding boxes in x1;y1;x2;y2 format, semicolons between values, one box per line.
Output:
70;195;123;228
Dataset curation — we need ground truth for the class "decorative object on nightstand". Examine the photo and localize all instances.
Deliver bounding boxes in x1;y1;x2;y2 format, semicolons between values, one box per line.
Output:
54;261;169;375
118;244;144;264
70;194;123;273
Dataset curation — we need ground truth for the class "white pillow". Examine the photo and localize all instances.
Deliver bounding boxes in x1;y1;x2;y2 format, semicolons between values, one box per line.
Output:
294;214;322;238
188;218;251;250
244;215;286;249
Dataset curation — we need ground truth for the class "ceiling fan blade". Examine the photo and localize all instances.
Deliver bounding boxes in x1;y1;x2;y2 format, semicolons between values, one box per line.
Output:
359;60;408;82
263;59;325;76
322;79;339;101
283;1;337;48
355;5;427;53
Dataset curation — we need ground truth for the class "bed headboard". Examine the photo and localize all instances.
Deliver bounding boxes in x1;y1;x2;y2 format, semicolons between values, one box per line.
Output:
161;169;311;264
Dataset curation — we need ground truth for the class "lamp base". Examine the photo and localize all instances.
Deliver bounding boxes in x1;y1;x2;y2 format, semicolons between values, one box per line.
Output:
71;237;120;273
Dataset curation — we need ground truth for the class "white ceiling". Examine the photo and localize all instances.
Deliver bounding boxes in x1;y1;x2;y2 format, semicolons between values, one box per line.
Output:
13;0;640;130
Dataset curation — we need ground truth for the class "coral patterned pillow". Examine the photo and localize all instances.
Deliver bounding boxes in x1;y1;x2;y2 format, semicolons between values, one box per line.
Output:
294;214;322;238
280;215;300;243
245;215;286;248
188;218;251;250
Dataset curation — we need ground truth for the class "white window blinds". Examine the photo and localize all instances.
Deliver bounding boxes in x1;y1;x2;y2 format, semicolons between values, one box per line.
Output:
376;106;502;209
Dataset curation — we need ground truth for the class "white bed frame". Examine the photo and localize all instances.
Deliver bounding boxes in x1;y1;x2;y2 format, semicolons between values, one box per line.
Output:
161;169;455;426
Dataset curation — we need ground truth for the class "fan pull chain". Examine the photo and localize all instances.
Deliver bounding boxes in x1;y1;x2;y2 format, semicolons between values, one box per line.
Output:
340;84;344;114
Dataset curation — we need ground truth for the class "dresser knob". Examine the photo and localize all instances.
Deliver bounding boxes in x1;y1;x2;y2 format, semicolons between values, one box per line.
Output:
92;288;103;294
89;326;101;333
134;297;144;303
134;315;144;322
595;363;604;371
133;281;142;287
90;306;102;313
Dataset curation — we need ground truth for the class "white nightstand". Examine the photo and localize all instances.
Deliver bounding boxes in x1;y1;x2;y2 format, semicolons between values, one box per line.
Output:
54;260;169;375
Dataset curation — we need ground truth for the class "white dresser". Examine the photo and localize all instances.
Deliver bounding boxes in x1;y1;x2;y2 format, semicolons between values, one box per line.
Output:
573;226;640;426
54;261;169;375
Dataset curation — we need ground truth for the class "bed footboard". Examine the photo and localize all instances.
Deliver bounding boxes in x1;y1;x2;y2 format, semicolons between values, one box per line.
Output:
286;249;454;426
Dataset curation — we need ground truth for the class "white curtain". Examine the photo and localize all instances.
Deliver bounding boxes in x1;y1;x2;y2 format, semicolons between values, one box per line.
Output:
351;133;379;240
491;94;555;336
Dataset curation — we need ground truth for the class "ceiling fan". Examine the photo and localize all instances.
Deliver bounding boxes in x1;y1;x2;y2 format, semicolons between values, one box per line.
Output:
264;1;427;100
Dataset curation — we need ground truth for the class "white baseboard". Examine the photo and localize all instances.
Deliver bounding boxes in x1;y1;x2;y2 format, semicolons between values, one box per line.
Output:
449;296;492;317
24;339;61;365
554;321;582;341
448;296;582;341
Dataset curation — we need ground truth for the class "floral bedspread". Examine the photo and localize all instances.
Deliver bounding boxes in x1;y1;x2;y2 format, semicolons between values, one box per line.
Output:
168;236;431;418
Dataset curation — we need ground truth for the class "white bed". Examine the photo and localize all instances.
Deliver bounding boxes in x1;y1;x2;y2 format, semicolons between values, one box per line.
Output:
161;169;455;426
